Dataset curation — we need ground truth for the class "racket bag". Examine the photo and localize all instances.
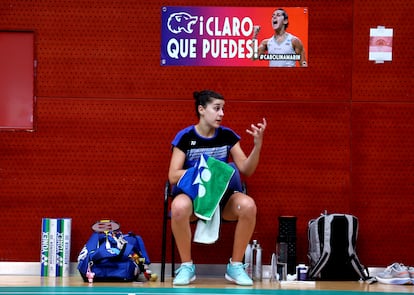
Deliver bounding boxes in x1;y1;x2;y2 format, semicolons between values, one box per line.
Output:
77;231;150;282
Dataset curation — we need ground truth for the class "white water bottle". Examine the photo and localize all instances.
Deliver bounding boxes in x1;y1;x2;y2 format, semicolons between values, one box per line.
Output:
254;242;262;281
244;242;253;278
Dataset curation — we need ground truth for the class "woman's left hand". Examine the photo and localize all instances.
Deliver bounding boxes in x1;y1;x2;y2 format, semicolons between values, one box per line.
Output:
246;117;267;146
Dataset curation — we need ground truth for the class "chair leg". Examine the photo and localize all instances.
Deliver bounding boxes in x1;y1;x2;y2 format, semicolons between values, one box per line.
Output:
161;183;169;282
171;234;176;277
161;213;167;282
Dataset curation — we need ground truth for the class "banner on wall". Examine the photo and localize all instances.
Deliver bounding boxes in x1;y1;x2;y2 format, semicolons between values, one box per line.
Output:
161;6;308;67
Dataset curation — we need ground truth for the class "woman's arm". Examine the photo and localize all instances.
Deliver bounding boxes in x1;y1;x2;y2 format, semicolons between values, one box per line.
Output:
231;118;267;177
168;147;187;185
293;38;307;67
252;39;268;61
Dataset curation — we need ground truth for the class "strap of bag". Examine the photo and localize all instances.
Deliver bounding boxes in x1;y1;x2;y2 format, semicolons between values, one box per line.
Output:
345;214;355;259
308;214;332;279
350;253;370;280
346;215;370;280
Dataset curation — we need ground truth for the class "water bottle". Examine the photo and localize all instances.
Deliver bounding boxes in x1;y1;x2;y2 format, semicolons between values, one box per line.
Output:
270;253;279;281
254;242;262;281
244;242;253;278
277;238;288;263
250;240;262;281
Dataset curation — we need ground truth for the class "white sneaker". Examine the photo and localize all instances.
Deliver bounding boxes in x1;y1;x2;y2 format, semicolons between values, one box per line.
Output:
406;265;414;283
375;263;411;285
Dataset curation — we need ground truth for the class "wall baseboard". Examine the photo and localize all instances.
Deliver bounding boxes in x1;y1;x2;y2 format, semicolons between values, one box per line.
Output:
0;262;272;278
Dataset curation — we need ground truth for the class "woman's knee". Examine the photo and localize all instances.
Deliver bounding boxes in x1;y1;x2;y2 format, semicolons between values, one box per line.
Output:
242;196;257;216
225;194;257;219
171;195;193;220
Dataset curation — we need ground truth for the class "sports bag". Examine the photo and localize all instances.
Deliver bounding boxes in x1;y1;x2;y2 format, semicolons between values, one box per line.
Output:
77;222;151;283
307;213;369;281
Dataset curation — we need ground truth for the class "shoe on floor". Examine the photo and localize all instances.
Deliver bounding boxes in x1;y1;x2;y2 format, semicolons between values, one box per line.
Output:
173;264;196;285
375;262;411;285
406;265;414;283
225;259;253;286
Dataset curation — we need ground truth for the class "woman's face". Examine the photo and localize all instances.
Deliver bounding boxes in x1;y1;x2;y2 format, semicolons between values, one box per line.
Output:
200;98;225;128
272;9;287;31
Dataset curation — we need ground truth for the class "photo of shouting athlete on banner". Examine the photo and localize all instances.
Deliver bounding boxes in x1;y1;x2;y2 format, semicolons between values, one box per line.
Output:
252;8;307;67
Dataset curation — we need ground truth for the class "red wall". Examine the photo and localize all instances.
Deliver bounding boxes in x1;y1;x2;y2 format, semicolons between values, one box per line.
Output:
0;0;413;268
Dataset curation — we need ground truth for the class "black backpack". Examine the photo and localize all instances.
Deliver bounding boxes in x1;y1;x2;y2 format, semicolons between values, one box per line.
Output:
307;213;370;281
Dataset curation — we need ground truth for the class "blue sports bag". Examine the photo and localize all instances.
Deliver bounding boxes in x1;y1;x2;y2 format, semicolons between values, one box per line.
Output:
77;231;151;282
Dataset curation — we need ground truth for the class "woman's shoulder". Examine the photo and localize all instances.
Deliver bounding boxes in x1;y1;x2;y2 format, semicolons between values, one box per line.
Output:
172;125;195;143
218;126;240;139
176;125;195;135
287;32;300;42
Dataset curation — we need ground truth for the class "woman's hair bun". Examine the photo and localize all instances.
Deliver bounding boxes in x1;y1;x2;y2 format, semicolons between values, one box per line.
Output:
193;91;200;100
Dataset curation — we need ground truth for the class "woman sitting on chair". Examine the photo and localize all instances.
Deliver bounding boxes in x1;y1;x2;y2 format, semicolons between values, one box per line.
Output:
168;90;267;286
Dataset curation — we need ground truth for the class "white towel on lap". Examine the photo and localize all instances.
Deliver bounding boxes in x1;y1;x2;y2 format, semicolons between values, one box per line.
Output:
193;207;221;244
